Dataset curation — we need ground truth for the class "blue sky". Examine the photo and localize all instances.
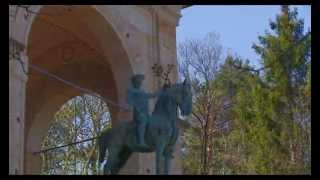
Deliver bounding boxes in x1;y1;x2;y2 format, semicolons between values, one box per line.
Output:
176;5;311;68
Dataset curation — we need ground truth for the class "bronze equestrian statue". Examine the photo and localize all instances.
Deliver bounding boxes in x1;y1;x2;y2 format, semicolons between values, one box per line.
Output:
98;76;192;175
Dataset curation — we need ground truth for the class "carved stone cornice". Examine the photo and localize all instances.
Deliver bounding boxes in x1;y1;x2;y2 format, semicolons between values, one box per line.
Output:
153;6;182;26
9;38;28;80
9;38;25;61
9;5;35;21
9;5;19;20
139;5;182;27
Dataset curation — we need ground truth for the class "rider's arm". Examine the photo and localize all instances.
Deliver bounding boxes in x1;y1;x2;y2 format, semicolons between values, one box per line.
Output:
127;90;134;106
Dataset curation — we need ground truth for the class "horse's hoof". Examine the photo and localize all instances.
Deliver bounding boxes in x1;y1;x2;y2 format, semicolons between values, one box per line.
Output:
141;145;150;149
139;143;149;149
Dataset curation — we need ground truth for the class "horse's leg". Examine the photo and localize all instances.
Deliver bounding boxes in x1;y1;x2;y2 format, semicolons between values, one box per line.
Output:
156;148;162;175
164;154;172;175
103;158;113;174
164;145;175;175
111;147;132;174
156;141;166;175
103;147;120;175
107;156;123;175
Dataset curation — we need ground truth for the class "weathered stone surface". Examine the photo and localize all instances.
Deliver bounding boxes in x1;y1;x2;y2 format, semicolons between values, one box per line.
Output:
9;41;28;174
9;5;184;175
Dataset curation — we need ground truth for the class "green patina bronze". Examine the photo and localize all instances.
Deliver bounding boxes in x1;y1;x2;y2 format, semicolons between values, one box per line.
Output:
127;74;162;149
98;76;192;175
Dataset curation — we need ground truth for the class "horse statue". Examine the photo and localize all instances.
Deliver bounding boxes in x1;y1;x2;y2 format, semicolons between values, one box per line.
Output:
98;79;192;174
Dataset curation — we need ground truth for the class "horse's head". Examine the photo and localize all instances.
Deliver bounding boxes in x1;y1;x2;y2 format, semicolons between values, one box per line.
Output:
165;79;192;116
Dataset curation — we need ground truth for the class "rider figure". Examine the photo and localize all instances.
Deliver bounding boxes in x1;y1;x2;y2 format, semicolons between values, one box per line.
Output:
127;74;162;148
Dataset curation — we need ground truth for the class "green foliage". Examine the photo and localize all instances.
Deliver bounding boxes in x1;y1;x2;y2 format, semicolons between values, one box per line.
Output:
181;6;310;175
41;94;111;175
182;127;202;174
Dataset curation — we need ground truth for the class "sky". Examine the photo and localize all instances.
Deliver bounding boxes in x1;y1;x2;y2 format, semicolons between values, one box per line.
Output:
176;5;311;68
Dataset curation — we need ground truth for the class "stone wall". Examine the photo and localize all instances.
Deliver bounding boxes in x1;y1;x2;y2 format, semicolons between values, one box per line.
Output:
9;5;183;175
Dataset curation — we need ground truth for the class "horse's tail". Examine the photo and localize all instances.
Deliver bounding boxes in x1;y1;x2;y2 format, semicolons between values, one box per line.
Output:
98;129;112;164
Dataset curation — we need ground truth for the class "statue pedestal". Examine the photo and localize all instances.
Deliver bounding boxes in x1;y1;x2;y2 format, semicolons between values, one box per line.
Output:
138;142;183;175
118;141;183;175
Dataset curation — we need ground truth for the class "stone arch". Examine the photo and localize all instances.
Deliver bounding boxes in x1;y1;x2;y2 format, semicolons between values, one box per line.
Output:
24;5;137;174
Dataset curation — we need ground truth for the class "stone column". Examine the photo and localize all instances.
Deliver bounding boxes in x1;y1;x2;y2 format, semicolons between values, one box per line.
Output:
129;6;159;175
9;38;28;174
156;6;183;175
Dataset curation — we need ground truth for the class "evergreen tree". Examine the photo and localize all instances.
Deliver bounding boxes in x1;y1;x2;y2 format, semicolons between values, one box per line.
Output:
231;5;311;174
180;5;310;175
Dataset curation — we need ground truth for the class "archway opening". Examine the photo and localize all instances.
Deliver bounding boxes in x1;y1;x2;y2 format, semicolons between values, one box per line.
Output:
25;5;134;174
40;94;111;175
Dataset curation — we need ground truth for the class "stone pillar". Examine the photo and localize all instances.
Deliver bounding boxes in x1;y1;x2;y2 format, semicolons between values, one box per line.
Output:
130;6;184;175
9;38;28;174
151;6;183;175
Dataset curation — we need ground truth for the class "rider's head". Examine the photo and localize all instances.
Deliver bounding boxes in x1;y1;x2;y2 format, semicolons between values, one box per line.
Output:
131;74;145;88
